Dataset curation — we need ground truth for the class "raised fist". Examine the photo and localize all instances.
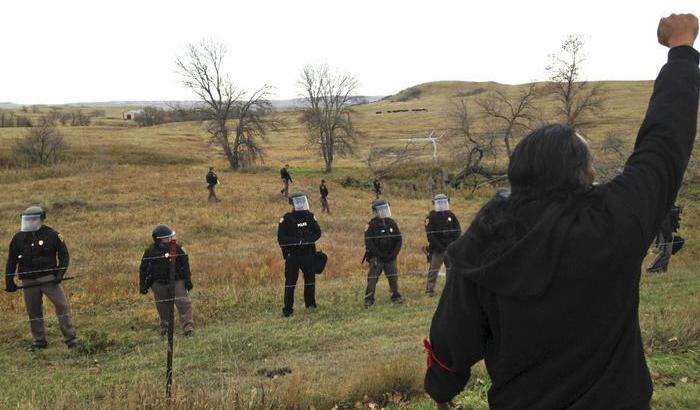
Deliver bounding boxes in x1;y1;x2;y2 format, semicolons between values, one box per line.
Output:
658;13;698;48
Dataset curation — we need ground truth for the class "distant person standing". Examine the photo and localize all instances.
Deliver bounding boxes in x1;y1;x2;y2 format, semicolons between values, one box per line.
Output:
280;164;293;197
362;199;403;307
373;178;382;199
4;206;77;350
319;179;330;213
206;167;220;202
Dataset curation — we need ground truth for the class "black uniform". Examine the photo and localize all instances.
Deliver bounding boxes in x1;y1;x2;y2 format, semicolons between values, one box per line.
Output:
6;225;69;284
5;225;76;346
424;46;699;408
425;210;461;294
277;210;321;316
280;167;293;182
363;216;402;304
139;243;192;292
425;210;461;256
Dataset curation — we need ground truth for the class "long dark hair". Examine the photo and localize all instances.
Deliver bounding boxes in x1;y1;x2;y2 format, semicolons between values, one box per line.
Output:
472;125;592;262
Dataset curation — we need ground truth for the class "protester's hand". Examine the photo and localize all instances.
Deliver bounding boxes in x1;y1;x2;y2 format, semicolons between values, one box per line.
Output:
658;13;698;48
5;281;17;293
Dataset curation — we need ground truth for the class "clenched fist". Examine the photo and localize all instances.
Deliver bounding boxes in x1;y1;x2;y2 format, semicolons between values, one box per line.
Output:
658;13;698;48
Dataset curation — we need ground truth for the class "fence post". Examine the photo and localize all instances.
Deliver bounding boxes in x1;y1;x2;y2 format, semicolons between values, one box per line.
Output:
166;237;177;397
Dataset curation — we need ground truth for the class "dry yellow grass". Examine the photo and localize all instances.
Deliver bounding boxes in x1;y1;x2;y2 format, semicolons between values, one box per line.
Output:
0;80;698;409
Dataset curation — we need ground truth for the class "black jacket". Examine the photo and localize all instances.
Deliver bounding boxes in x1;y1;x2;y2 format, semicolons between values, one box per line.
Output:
280;168;293;182
5;225;69;284
425;46;699;409
277;210;321;258
320;184;329;198
206;171;218;186
364;217;402;262
425;210;461;254
139;243;191;289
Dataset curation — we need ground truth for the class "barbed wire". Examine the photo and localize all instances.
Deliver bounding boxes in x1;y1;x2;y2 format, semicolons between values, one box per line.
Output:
1;270;445;327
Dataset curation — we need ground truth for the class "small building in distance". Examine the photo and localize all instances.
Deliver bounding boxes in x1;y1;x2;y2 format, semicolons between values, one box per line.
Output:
122;109;144;120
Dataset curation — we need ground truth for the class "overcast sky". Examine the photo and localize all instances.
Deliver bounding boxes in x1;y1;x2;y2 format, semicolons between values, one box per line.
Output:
1;0;697;104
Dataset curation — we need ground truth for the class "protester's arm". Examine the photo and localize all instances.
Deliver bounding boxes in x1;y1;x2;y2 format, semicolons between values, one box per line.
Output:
607;18;698;244
425;274;487;404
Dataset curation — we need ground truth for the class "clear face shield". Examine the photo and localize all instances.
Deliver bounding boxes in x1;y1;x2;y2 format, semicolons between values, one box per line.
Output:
434;198;450;212
292;196;310;211
156;231;176;247
375;204;392;219
20;214;43;232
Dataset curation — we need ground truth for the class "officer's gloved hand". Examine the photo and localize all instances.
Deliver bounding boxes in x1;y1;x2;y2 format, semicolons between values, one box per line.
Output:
5;281;17;293
185;280;193;291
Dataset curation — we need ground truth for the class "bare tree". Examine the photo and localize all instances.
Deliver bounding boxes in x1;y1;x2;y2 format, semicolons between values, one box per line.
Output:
594;132;630;182
300;65;360;173
446;99;506;190
546;35;605;129
366;140;418;179
476;83;539;157
228;85;281;169
176;40;274;170
13;118;67;166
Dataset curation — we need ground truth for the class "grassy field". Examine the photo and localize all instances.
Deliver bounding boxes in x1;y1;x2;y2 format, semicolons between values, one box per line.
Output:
0;80;698;409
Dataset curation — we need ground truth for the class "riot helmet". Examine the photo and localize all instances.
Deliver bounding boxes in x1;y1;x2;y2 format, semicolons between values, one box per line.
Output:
21;206;45;232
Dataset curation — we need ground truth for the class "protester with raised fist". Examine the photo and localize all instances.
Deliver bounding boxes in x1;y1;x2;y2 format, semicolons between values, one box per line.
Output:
425;13;699;409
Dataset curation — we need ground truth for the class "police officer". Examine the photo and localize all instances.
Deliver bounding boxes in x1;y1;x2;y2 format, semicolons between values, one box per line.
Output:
320;179;330;214
4;206;77;350
277;192;321;317
280;164;293;198
206;167;220;202
424;194;461;296
139;225;194;336
363;199;403;307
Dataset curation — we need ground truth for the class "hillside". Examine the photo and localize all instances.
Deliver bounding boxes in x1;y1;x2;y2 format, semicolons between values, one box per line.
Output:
0;80;698;409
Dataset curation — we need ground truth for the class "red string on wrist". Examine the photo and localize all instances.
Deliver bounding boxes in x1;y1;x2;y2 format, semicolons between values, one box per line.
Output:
423;338;455;373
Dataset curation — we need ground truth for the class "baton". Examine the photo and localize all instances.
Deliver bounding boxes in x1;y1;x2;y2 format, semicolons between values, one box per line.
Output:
16;277;75;290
